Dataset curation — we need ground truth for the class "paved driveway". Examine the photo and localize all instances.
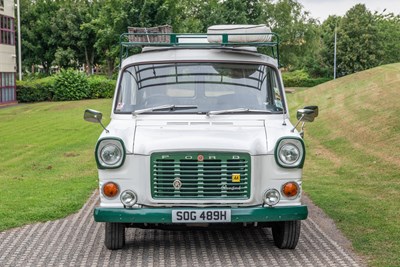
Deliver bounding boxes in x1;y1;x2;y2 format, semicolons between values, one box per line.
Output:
0;191;364;266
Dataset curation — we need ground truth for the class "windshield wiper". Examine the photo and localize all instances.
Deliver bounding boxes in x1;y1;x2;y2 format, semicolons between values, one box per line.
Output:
206;108;273;116
133;105;198;115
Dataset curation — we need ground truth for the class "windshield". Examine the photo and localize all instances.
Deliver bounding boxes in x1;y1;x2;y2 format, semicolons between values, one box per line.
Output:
115;62;284;114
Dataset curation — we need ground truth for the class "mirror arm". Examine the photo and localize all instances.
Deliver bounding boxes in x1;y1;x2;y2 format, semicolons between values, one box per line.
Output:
299;122;306;139
96;117;109;133
300;121;305;132
291;114;305;132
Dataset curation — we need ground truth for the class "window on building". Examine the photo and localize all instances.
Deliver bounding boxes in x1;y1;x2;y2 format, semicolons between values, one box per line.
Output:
0;0;4;10
0;73;16;103
0;15;15;45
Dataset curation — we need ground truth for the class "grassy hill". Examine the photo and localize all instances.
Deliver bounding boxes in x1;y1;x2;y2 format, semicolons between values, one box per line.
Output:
288;63;400;267
0;99;112;231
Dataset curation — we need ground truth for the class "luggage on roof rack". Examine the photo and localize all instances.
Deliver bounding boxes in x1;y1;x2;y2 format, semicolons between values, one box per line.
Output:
127;25;173;43
207;24;272;43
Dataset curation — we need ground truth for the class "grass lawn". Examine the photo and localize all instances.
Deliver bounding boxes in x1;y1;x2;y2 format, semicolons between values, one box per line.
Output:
0;99;112;231
288;63;400;267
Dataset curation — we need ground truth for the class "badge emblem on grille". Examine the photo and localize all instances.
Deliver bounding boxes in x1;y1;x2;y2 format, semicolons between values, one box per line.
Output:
173;178;182;190
197;154;204;161
221;182;241;191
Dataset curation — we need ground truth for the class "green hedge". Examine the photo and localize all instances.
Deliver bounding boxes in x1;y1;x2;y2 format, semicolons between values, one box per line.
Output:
87;75;116;99
282;70;331;87
16;76;56;102
16;72;116;102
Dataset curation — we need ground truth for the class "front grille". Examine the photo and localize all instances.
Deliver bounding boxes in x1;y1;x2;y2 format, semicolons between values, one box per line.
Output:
151;152;251;199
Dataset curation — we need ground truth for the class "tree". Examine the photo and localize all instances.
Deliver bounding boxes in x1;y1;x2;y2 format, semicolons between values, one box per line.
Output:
75;0;101;74
90;0;132;77
17;0;331;77
315;15;342;78
336;4;383;76
375;12;400;65
20;0;101;74
21;0;60;74
50;0;101;73
175;0;224;32
138;0;176;27
220;0;261;25
50;1;81;69
260;0;320;70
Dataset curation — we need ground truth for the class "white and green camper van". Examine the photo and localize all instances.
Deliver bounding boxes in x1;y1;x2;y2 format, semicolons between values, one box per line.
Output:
84;24;318;250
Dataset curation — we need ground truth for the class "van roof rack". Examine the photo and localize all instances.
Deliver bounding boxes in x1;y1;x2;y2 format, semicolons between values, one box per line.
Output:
119;30;280;66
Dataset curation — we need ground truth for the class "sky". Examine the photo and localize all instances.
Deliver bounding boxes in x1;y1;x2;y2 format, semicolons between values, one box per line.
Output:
297;0;400;21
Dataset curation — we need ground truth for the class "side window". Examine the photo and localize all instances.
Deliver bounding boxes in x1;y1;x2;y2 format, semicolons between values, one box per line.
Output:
270;69;283;110
0;16;15;45
116;68;138;112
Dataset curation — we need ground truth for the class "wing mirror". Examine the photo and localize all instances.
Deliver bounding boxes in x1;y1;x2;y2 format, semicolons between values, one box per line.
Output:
291;106;319;138
304;105;318;117
296;106;318;122
84;109;109;133
84;109;103;123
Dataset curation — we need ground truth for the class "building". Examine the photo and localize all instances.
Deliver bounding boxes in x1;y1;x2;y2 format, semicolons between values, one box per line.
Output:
0;0;17;106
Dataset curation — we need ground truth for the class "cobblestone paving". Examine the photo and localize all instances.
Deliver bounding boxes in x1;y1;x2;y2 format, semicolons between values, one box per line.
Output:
0;191;364;267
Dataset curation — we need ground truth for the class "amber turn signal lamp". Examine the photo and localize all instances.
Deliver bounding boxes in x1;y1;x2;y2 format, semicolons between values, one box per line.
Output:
282;182;299;198
103;182;119;198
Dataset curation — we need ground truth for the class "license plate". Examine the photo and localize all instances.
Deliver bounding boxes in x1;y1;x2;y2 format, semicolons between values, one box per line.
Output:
172;209;231;223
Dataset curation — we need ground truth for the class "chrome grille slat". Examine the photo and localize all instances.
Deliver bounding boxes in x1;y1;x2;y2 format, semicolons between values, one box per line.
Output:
151;152;251;199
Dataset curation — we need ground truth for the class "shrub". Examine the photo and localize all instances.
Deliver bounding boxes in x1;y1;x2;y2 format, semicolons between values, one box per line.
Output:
87;75;116;99
16;72;116;102
16;76;55;102
53;69;90;101
282;70;331;87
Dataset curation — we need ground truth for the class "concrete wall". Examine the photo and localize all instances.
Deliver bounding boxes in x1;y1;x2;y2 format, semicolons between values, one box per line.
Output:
0;0;16;73
0;46;16;72
0;0;17;103
0;0;15;18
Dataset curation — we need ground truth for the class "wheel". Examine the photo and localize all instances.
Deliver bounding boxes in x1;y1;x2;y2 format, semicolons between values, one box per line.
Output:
105;222;125;250
272;220;301;249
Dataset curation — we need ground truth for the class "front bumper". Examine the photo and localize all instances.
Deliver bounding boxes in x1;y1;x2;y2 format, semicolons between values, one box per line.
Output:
94;205;308;223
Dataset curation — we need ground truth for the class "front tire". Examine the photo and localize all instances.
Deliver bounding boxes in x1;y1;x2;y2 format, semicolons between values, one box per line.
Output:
105;222;125;250
272;220;301;249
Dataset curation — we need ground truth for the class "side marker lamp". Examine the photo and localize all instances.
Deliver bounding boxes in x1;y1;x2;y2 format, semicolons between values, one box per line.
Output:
282;182;300;199
102;182;119;199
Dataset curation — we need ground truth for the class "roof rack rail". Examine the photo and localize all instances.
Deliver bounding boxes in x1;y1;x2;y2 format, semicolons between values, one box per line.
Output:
119;32;280;67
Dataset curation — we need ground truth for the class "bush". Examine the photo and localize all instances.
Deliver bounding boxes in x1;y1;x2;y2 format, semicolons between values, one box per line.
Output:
16;72;116;102
16;76;55;102
87;75;116;99
282;70;331;87
52;69;90;101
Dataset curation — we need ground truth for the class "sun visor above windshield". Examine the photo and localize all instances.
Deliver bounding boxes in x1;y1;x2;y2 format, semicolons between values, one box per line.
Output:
207;24;272;43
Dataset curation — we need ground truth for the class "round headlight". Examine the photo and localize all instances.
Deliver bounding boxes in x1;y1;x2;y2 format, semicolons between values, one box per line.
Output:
120;190;137;207
95;138;126;169
264;189;280;206
279;144;300;164
101;144;122;165
275;138;305;168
